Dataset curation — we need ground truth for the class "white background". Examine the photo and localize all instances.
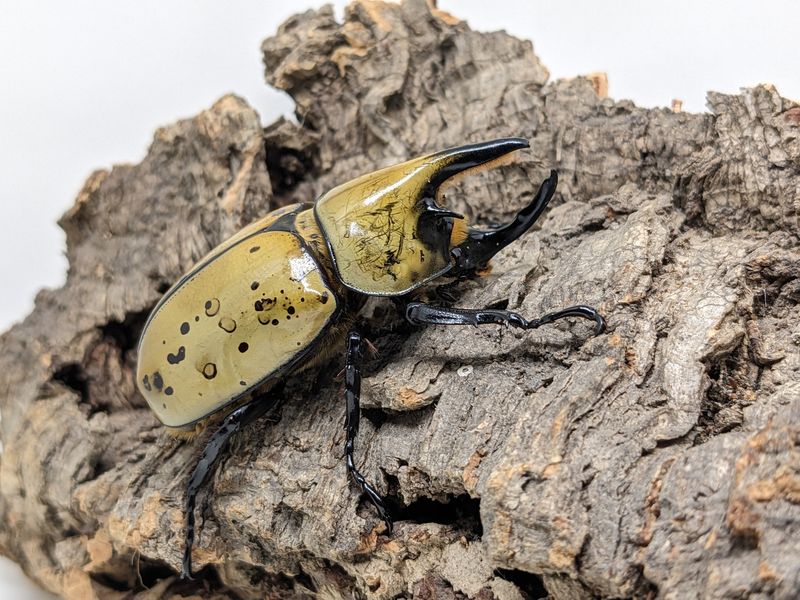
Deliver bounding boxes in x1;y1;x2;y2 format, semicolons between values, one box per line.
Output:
1;1;798;597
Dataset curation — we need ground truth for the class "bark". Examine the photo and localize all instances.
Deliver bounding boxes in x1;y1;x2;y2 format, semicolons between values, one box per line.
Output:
2;1;800;598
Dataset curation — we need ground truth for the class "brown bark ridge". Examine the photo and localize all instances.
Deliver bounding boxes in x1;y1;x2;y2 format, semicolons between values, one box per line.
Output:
2;1;799;598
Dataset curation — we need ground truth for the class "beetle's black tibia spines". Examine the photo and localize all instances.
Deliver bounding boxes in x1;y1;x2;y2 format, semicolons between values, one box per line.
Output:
343;331;393;533
405;301;606;337
181;395;281;580
450;169;558;278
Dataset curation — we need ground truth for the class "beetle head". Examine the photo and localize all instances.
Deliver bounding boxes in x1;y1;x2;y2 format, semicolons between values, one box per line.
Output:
314;138;529;296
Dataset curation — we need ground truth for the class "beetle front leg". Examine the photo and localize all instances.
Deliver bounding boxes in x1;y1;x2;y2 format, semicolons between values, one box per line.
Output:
406;302;606;335
182;395;281;580
343;331;393;533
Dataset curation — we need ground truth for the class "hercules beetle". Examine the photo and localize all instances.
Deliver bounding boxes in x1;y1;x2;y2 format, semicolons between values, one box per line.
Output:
135;138;606;578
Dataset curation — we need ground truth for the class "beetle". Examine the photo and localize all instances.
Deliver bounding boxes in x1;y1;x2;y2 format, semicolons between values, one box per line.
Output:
135;138;606;578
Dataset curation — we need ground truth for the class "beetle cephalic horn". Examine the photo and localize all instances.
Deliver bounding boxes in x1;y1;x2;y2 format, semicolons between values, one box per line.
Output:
450;170;559;277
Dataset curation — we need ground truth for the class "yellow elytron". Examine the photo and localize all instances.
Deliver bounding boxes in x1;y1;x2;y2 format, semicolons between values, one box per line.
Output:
135;138;606;579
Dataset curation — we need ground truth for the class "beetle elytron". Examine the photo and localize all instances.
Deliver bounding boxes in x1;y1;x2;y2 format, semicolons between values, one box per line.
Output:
136;138;606;578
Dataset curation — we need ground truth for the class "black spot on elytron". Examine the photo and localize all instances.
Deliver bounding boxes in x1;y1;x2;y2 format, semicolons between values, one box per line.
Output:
142;375;152;391
251;281;259;290
167;346;186;365
239;380;246;386
249;246;260;253
321;292;330;304
202;363;217;380
238;342;249;353
300;297;305;302
205;298;220;316
164;386;174;396
287;306;296;315
218;317;237;333
162;340;166;345
286;315;292;320
180;322;190;335
195;315;200;322
296;341;301;346
271;319;279;326
162;402;167;409
254;300;263;311
153;372;163;390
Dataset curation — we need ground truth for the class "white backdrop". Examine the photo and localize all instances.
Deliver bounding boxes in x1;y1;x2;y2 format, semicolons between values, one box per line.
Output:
1;1;798;597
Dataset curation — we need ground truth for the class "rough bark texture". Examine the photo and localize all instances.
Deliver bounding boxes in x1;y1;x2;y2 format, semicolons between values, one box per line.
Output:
2;1;799;598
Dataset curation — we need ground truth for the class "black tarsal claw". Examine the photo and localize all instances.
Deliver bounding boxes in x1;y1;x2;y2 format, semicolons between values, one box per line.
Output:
593;313;607;336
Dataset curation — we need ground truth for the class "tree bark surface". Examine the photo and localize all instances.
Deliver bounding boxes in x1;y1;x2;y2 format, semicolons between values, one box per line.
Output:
1;1;799;598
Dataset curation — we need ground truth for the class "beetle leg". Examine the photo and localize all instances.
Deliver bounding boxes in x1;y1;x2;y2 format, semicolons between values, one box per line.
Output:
344;331;393;533
405;302;606;336
182;395;281;580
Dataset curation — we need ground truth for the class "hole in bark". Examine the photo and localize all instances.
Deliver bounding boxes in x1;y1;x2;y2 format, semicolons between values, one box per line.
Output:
101;308;150;353
168;564;230;595
91;452;115;479
731;528;760;552
294;567;317;593
53;363;89;403
265;145;314;195
361;406;389;428
384;477;482;539
696;342;753;444
580;220;607;234
92;573;131;592
384;92;404;113
135;557;174;589
485;298;509;311
494;569;547;599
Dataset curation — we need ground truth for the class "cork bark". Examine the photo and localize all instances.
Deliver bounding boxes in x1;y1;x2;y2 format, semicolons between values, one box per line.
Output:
2;1;799;598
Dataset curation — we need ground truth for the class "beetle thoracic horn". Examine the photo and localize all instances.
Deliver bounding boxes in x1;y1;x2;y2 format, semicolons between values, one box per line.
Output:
426;137;530;192
449;169;559;277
